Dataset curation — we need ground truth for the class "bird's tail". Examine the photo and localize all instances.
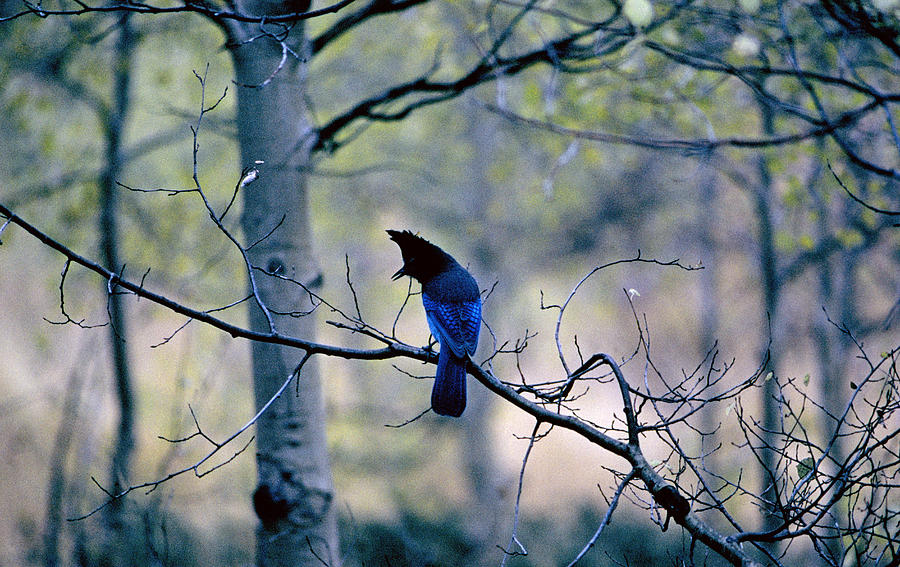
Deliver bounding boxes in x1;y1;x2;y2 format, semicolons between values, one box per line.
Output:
432;350;467;417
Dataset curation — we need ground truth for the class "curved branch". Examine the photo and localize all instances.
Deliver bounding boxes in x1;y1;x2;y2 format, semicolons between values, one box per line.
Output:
1;0;356;24
310;24;614;153
0;202;423;363
311;0;427;55
485;98;885;154
465;357;761;567
70;352;314;520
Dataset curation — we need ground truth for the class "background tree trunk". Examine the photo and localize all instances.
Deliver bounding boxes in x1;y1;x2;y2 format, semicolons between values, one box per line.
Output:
226;11;341;566
42;360;87;567
696;156;722;470
99;14;136;567
753;100;783;554
459;108;504;565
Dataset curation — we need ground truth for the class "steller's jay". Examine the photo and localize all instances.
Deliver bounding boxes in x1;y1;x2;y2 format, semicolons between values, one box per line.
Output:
387;230;481;417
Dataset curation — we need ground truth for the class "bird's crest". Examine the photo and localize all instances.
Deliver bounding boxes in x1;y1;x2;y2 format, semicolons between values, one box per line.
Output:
386;229;441;259
386;229;456;282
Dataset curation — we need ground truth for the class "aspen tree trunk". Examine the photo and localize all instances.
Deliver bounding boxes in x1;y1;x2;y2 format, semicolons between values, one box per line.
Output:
225;7;341;565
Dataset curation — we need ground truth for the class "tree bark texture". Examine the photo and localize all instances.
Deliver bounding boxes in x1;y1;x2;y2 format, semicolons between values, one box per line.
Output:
227;11;340;566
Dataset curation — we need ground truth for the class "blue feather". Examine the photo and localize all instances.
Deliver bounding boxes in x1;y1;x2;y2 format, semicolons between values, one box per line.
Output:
423;293;480;416
431;348;468;417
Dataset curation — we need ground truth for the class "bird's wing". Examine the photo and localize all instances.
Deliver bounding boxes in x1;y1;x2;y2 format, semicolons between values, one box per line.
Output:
422;293;481;358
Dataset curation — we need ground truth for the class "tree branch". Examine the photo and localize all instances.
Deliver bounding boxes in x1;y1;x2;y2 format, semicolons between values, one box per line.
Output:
0;201;424;363
1;0;357;24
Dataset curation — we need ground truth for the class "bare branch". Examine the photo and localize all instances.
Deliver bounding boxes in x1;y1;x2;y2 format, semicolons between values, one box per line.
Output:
43;259;106;329
1;0;357;24
827;162;900;219
499;420;541;566
0;202;424;362
70;353;313;520
565;470;636;567
484;99;887;156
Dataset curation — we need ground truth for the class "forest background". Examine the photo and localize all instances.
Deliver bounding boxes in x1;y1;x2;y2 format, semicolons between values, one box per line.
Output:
0;0;898;565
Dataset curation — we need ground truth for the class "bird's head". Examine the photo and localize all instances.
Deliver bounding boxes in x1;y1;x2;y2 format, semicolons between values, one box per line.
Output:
387;229;455;283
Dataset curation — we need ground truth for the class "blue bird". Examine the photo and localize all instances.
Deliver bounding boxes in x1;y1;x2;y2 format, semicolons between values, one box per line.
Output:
387;230;481;417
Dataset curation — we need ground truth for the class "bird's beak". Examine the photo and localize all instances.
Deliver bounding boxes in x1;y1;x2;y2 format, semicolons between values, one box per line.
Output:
391;266;406;281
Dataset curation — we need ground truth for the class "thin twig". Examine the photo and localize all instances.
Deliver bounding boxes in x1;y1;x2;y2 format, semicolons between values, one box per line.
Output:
499;420;542;566
566;470;636;567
